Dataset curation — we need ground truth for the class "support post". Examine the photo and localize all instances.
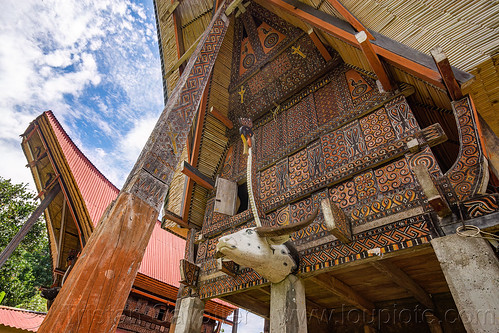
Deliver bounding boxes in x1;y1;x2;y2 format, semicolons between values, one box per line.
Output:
431;234;499;332
173;296;205;333
270;275;308;333
0;183;60;268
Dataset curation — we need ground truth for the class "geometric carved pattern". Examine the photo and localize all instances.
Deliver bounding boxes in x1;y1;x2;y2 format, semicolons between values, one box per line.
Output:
330;180;357;209
408;146;442;179
307;140;324;178
354;170;379;202
314;81;342;126
461;193;499;219
445;95;487;201
345;68;374;104
260;165;277;201
343;120;367;158
300;214;434;273
285;94;318;146
350;188;420;224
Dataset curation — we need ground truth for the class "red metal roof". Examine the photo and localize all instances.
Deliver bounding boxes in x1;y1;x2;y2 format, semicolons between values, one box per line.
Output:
0;306;45;332
46;111;119;226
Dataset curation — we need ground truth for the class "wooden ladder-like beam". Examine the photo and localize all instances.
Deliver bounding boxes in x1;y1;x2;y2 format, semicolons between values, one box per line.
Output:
0;183;60;268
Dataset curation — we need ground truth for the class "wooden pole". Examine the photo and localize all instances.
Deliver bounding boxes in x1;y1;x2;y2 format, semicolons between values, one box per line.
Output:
0;183;60;269
37;3;231;332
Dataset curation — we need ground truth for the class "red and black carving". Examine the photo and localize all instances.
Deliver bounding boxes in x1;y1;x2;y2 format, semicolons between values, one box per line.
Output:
385;96;419;138
445;96;487;201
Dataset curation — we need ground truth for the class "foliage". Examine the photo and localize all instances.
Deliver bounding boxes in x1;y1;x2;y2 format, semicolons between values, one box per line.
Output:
0;177;52;311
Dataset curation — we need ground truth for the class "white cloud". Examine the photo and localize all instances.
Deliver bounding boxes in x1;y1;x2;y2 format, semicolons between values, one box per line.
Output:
0;0;163;189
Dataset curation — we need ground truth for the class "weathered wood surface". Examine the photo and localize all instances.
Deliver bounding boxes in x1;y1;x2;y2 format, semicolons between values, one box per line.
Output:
0;183;60;268
38;193;158;332
38;2;230;332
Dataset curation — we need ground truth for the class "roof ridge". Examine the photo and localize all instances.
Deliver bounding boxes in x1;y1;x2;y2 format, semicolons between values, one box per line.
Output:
43;110;120;192
0;305;46;315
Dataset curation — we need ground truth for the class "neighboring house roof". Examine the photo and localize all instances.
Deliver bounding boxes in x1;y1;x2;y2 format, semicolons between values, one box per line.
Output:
0;306;45;332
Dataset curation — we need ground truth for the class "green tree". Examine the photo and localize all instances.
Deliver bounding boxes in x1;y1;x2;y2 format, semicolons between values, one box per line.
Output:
0;176;52;311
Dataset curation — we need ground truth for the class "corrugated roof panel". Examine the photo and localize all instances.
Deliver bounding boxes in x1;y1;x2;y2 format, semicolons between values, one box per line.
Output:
0;306;45;332
45;111;119;227
140;221;185;286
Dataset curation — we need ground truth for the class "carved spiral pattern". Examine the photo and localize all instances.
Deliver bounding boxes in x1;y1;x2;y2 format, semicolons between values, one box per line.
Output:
276;206;290;226
264;32;279;48
321;130;349;171
374;159;413;193
360;108;396;150
289;149;310;187
242;53;256;69
330;181;357;209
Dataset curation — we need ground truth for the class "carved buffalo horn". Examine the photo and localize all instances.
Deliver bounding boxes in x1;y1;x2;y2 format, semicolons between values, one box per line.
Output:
255;207;320;237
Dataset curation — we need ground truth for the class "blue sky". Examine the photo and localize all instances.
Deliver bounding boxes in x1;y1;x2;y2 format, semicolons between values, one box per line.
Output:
0;0;264;331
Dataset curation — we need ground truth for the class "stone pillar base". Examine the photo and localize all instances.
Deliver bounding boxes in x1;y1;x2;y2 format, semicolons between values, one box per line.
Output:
432;234;499;333
173;296;205;333
271;275;307;333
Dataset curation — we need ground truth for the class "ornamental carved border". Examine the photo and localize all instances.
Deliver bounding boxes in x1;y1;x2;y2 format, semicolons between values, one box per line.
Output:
444;95;488;201
197;214;436;299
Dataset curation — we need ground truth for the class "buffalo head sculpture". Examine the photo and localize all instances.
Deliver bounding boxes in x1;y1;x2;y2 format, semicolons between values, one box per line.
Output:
216;207;319;283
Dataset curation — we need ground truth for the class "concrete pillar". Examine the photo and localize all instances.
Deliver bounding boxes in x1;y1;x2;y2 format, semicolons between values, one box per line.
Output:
431;234;499;333
173;296;205;333
270;274;308;333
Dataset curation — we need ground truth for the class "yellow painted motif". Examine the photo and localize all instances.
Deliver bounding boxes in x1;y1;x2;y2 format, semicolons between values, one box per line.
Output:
291;45;306;58
238;85;246;103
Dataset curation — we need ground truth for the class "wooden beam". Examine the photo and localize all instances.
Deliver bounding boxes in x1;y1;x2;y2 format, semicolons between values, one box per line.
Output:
308;29;332;61
172;0;185;74
326;0;374;40
182;77;211;223
262;0;445;89
0;183;60;268
210;106;233;129
163;209;188;228
430;46;463;101
56;197;67;268
160;1;179;22
165;34;202;79
356;31;393;91
182;161;215;189
308;274;375;314
370;260;434;309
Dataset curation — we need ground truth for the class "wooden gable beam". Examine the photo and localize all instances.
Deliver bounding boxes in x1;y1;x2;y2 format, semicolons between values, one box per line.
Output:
172;0;185;75
356;31;394;91
0;183;61;269
430;46;463;101
326;0;374;40
308;274;375;314
210;106;233;129
37;4;231;331
181;161;215;190
181;81;210;224
262;0;445;89
308;29;332;62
